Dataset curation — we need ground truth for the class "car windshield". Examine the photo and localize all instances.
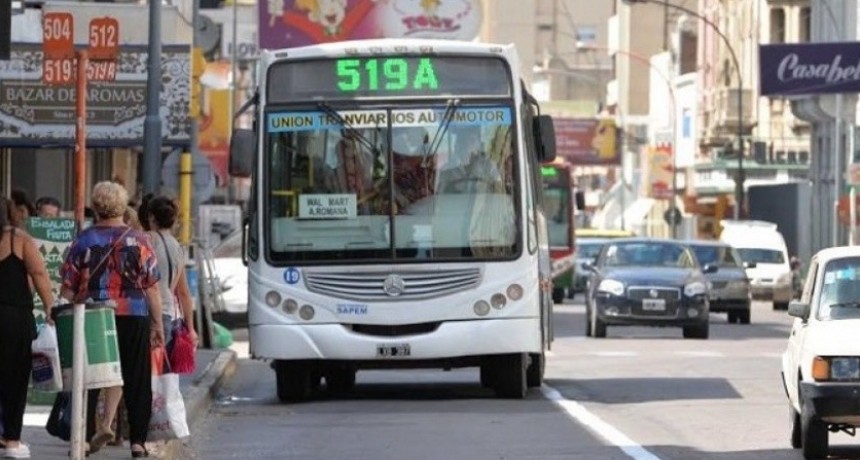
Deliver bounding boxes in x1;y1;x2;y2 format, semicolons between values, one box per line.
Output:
603;242;696;268
691;245;742;268
818;257;860;320
737;248;785;264
577;241;604;259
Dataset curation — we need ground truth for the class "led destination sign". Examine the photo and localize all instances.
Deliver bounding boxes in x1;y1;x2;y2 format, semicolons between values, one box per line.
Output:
267;56;512;102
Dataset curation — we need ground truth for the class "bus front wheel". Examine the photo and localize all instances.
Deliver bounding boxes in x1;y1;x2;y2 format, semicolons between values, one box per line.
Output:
275;360;312;403
493;353;527;399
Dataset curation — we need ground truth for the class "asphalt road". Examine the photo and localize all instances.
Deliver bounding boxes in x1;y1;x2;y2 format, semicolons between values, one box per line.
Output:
181;299;860;460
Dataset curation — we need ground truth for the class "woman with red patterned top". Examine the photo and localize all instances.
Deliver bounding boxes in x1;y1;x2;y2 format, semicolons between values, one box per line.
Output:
60;181;164;458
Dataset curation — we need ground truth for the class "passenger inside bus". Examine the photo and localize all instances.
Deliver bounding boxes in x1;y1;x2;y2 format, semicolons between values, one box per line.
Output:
437;127;502;194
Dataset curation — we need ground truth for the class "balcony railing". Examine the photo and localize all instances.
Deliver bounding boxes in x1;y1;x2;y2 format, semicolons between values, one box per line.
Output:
700;87;754;144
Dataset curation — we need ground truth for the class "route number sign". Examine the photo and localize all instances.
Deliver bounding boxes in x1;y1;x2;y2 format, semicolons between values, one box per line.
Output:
88;17;119;60
43;57;76;86
43;12;74;59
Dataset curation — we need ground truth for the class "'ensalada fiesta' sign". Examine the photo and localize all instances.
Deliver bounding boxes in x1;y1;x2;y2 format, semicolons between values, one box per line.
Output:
760;42;860;96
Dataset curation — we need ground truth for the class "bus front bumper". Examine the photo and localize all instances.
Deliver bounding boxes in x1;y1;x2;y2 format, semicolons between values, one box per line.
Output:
249;317;542;361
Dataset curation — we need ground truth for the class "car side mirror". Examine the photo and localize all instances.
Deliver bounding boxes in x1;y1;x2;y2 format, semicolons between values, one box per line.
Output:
582;260;595;272
703;264;719;274
744;261;757;269
788;300;810;320
533;115;556;162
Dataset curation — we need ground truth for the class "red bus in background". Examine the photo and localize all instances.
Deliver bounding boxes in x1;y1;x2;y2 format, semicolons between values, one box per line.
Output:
541;158;584;304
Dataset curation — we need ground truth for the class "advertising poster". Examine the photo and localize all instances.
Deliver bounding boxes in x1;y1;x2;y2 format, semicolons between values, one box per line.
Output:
259;0;483;49
647;144;674;200
26;217;77;319
553;118;619;166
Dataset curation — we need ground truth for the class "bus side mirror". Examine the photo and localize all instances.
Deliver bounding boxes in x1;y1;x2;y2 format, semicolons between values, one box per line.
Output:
575;191;586;211
229;128;256;178
534;115;556;162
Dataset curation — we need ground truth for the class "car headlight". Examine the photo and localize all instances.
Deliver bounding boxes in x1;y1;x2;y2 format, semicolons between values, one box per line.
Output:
597;279;625;296
684;281;707;297
815;356;860;381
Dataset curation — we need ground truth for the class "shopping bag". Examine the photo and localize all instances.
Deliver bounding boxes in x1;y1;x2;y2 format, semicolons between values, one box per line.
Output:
32;324;62;392
148;347;189;441
45;392;72;441
168;321;196;374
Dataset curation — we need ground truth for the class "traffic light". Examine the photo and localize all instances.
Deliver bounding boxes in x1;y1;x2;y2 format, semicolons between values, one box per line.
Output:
190;47;206;119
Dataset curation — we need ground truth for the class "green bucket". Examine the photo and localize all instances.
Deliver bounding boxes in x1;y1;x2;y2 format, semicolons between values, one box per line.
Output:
55;302;123;390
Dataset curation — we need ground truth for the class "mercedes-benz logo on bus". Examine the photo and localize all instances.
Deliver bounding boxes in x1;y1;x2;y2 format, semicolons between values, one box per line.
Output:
649;289;659;298
383;274;405;297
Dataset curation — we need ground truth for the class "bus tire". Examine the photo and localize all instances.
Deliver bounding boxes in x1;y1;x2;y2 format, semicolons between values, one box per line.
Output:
275;361;311;403
326;368;357;394
494;353;527;399
552;288;565;304
526;352;544;388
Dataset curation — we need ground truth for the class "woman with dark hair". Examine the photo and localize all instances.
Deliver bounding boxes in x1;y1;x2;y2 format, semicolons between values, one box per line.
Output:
0;195;55;458
9;189;35;229
60;181;164;458
146;196;198;349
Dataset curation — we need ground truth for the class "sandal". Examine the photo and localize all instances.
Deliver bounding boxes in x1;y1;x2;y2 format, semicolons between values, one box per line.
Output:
90;431;114;453
131;444;149;458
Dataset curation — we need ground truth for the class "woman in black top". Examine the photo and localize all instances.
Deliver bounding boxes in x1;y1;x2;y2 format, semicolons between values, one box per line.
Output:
0;196;55;459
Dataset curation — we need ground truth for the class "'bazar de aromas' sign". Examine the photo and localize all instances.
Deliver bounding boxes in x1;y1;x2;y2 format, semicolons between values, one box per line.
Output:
0;44;190;146
760;42;860;96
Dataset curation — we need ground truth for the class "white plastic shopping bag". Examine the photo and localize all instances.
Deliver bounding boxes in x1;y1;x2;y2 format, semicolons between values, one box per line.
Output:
32;324;62;392
148;373;190;441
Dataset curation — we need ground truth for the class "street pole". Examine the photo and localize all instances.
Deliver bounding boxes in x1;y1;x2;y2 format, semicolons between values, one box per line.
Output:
835;93;842;247
142;0;163;195
229;0;239;204
626;0;744;219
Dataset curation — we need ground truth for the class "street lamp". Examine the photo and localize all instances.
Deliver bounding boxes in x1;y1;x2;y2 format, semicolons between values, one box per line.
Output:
623;0;745;220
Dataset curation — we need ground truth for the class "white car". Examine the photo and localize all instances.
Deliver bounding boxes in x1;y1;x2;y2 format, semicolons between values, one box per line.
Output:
211;230;248;314
781;246;860;459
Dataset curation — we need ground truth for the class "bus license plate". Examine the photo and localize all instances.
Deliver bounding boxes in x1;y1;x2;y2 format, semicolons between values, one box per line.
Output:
377;343;411;358
642;299;666;311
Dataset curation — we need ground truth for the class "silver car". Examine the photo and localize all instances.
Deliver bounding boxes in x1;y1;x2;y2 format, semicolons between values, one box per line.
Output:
688;240;753;324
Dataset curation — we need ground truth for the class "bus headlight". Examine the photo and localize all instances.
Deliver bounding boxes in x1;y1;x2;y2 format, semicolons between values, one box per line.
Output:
506;284;524;300
299;305;315;321
491;293;507;309
473;300;491;316
282;299;298;314
265;291;282;307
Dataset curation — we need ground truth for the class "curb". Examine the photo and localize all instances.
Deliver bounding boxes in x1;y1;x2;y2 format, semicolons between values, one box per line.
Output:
161;349;238;459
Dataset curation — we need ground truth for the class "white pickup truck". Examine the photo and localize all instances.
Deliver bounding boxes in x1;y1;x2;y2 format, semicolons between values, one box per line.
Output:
782;246;860;459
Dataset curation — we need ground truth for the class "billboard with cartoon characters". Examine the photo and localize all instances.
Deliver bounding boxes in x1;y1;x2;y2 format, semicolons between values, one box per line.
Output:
259;0;483;49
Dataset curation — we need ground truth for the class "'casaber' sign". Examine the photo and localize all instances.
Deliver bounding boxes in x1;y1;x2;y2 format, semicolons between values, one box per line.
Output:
760;42;860;96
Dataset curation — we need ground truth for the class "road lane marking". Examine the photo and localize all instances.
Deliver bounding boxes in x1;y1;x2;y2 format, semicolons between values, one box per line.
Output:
541;385;662;460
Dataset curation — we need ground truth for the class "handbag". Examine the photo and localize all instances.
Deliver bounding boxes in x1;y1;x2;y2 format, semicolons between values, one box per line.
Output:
148;347;189;441
45;392;72;441
32;323;62;392
169;320;196;374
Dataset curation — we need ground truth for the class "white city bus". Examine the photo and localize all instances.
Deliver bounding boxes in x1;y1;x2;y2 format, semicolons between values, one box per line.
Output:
229;38;558;402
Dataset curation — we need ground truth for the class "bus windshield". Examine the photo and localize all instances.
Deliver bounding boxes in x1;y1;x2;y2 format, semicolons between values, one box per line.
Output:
265;104;519;263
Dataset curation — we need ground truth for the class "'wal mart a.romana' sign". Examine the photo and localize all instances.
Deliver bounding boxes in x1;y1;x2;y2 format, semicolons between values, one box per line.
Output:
760;42;860;96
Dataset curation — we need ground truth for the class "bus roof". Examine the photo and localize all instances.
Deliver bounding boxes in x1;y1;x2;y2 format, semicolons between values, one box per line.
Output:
264;38;519;65
576;228;636;238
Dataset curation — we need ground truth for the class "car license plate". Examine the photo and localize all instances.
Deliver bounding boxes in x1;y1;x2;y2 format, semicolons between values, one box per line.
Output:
377;343;411;358
642;299;666;311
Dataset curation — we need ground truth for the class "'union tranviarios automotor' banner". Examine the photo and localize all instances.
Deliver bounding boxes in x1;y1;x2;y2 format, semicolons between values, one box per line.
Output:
760;42;860;96
259;0;482;49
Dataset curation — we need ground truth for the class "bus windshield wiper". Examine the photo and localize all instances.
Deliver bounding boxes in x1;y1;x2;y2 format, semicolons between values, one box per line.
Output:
316;102;379;154
426;98;460;158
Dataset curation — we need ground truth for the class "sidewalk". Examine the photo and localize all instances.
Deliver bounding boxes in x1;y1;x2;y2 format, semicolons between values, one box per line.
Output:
20;348;237;459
